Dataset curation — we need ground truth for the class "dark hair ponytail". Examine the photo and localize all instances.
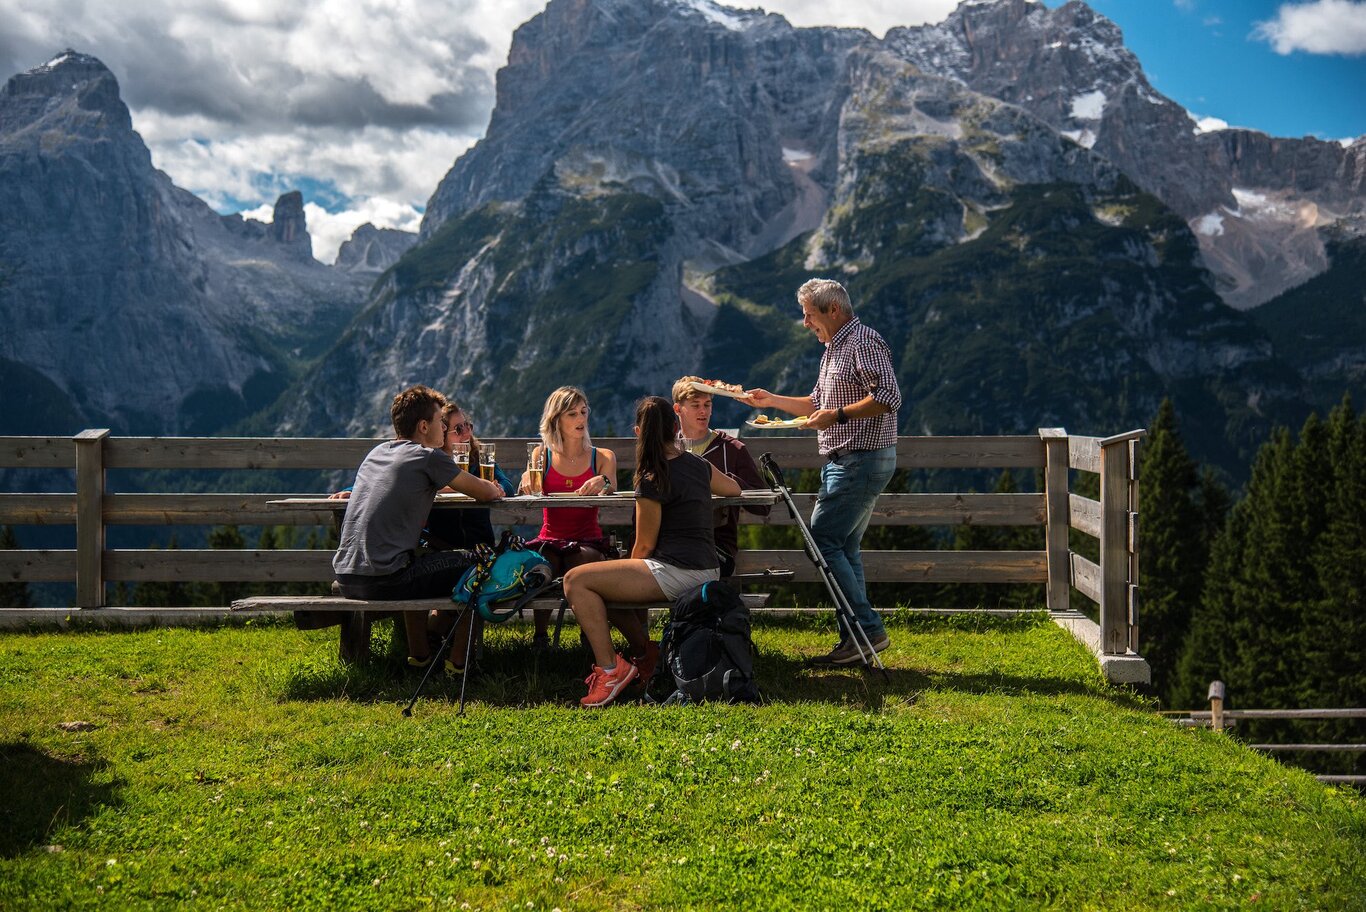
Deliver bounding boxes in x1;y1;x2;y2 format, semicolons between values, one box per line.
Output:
634;396;678;497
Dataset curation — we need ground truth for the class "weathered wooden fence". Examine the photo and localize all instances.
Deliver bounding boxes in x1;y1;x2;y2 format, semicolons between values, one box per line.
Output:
0;429;1146;679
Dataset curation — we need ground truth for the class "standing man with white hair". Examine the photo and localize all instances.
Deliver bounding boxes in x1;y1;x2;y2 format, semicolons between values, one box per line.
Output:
747;278;901;664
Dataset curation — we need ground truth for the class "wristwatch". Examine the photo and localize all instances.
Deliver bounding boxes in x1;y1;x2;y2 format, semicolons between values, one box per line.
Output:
836;407;849;425
600;474;613;491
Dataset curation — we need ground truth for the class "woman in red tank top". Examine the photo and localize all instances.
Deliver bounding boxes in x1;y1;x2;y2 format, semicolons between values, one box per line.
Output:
520;386;618;649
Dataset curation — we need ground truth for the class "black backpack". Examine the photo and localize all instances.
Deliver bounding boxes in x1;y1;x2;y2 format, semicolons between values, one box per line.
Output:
654;580;760;704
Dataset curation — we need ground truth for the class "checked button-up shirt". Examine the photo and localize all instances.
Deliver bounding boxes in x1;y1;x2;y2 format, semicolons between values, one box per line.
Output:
809;317;901;456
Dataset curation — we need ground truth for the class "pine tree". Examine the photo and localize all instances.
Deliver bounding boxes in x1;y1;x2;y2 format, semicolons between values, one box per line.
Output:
0;525;33;608
1138;399;1204;702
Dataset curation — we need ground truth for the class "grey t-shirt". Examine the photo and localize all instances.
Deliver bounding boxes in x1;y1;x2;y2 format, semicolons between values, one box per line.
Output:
332;440;460;577
637;451;718;570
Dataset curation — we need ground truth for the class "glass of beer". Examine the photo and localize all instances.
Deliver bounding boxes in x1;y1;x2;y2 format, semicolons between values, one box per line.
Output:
525;442;544;495
479;443;496;482
453;442;470;471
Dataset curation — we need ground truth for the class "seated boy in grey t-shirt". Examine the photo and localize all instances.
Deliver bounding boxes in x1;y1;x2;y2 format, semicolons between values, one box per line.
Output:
332;385;501;668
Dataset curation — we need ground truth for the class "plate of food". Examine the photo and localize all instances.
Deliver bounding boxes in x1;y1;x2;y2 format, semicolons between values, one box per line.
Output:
745;415;811;429
689;379;750;399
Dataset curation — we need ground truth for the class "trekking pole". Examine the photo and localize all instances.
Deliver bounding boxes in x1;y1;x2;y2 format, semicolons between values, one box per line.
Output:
759;453;888;679
402;546;494;717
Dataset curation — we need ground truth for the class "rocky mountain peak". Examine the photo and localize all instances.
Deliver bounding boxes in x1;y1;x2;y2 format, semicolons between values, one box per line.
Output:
334;223;417;274
0;48;133;137
268;190;313;259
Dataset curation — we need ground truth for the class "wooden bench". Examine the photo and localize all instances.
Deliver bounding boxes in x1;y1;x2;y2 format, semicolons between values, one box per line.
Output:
231;592;774;662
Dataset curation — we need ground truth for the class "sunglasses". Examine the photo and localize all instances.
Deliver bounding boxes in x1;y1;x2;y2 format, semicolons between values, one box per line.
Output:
448;421;474;434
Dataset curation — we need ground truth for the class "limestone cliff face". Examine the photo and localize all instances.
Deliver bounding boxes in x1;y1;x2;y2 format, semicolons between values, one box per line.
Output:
882;0;1364;309
0;52;369;434
284;0;1320;470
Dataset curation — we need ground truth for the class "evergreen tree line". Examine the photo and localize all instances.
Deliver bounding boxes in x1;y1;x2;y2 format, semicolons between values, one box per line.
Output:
1144;396;1364;775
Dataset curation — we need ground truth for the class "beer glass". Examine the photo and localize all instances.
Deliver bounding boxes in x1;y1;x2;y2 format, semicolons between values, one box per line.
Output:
453;442;470;472
525;442;544;495
479;443;496;482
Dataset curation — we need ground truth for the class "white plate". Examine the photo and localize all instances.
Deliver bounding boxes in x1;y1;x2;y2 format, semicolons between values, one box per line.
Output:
745;416;811;429
689;381;750;400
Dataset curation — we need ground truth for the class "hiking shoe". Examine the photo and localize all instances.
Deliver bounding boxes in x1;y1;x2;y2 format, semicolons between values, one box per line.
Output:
811;632;891;666
580;654;639;707
631;641;661;689
407;654;436;670
443;659;467;678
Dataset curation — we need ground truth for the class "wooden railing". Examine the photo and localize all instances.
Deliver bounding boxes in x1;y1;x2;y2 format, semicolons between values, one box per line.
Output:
0;429;1143;657
1164;682;1366;785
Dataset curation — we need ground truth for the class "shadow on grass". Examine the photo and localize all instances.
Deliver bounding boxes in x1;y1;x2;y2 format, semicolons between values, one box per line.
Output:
270;611;1140;712
0;742;122;857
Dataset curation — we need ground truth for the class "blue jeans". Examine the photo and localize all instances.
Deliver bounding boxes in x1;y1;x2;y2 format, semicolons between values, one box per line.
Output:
810;445;897;639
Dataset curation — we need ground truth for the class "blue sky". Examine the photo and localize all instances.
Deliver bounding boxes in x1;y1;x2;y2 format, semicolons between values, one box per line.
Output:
1078;0;1365;139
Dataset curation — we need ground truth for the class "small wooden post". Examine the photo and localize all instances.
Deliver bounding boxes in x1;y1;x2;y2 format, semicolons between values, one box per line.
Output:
1208;680;1226;732
75;429;110;609
1039;428;1070;613
1128;437;1141;653
1098;440;1129;654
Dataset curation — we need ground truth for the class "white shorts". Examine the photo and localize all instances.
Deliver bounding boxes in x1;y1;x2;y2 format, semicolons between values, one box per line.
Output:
643;559;719;601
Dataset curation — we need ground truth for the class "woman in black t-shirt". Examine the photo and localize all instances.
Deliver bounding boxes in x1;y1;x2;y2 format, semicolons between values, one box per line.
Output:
563;396;741;707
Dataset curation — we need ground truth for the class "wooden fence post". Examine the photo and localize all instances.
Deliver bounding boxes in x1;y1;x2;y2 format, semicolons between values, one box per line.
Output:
1039;428;1069;613
1208;680;1226;732
1128;437;1141;654
75;429;109;608
1098;438;1129;654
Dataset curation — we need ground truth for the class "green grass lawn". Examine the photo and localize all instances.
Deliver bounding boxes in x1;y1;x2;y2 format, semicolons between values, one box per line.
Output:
1;612;1362;910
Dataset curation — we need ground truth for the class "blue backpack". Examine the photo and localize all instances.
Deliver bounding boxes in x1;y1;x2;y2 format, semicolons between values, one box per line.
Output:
452;539;553;622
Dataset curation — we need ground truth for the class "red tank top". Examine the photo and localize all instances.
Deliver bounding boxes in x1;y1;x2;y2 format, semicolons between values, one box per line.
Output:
537;448;604;541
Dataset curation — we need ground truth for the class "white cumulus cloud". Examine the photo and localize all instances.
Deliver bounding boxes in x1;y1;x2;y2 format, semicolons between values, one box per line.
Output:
1192;114;1230;134
1254;0;1366;56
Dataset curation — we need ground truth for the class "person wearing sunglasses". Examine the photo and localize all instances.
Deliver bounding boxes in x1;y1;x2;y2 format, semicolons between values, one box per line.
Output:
423;401;517;551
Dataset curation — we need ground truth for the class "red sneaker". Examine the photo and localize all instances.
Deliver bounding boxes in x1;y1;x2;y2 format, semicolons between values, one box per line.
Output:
580;654;639;707
631;640;661;689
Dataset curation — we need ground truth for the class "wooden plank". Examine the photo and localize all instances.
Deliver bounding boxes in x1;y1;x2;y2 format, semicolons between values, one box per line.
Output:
79;433;1050;473
1069;493;1102;539
1099;442;1129;654
1185;708;1366;720
896;436;1045;469
0;493;77;524
738;493;1045;526
100;548;1045;585
1249;744;1366;752
1070;553;1101;604
1068;436;1101;473
0;437;76;469
75;429;108;608
1040;429;1070;613
105;493;341;526
105;549;334;582
103;437;387;470
733;550;1047;584
0;549;77;582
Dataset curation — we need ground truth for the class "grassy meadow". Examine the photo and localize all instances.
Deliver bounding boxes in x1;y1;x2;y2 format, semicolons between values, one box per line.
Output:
1;612;1363;910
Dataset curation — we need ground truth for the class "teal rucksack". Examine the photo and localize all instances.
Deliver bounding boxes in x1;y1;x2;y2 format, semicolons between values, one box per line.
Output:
452;536;553;622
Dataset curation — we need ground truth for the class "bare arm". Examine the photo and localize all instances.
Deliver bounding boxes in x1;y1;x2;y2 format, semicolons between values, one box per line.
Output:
805;394;892;431
576;446;619;495
631;496;662;558
709;463;742;497
745;388;815;417
447;470;503;502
